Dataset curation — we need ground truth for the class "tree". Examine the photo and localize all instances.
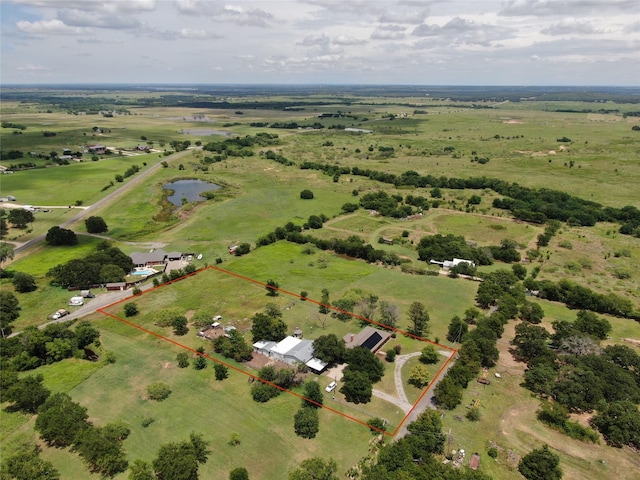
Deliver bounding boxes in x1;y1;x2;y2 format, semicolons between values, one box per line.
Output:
73;424;129;477
518;444;563;480
312;334;347;365
45;226;78;246
302;381;323;408
5;374;50;413
378;300;399;328
128;459;155;480
446;315;468;343
177;352;190;368
75;321;100;349
406;410;446;455
574;310;611;340
172;315;189;335
147;382;172;401
100;264;126;283
152;433;209;480
407;301;429;337
2;446;60;480
307;215;323;229
520;301;545;324
433;377;463;410
294;407;320;439
408;364;430;388
511;322;551;361
419;345;439;364
230;467;250;480
300;189;314;200
8;209;34;229
591;400;640;448
0;242;14;262
331;298;355;321
124;303;138;317
214;362;229;381
345;347;384;382
85;216;108;233
0;290;20;336
265;279;279;296
251;312;287;342
234;242;251;256
289;457;338;480
193;355;207;370
357;294;378;321
11;271;36;293
319;288;330;314
35;393;89;447
340;369;372;404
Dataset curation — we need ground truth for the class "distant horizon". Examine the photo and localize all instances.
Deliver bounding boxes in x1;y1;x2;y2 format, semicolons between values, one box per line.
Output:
2;83;638;89
1;1;637;86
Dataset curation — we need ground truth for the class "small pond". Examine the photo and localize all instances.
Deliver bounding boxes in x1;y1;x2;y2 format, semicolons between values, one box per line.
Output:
163;179;221;207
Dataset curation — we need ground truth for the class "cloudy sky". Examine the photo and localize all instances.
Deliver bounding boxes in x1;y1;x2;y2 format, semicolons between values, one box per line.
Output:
1;0;638;85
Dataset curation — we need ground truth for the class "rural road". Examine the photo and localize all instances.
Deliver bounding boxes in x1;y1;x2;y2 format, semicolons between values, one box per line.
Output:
10;148;194;257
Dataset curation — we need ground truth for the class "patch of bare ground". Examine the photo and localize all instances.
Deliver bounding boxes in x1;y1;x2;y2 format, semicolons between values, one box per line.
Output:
185;309;196;321
623;337;640;348
495;321;526;374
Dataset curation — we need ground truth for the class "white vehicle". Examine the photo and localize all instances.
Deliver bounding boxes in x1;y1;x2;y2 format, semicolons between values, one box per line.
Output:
51;309;69;320
325;381;337;393
213;315;222;321
68;296;84;306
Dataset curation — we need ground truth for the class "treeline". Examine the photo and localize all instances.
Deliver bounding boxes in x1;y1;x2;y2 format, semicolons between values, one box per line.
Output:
265;154;640;235
1;320;100;371
256;220;402;265
47;243;133;288
525;277;637;319
203;132;280;158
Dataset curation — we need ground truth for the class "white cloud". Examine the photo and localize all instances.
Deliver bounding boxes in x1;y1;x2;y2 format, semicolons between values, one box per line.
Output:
371;28;405;40
499;0;638;17
176;0;273;27
333;34;366;45
17;18;90;35
541;19;603;35
179;28;223;40
16;62;49;71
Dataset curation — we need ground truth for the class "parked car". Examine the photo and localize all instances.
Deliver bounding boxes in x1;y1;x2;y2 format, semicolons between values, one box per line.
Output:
325;381;337;393
51;309;70;320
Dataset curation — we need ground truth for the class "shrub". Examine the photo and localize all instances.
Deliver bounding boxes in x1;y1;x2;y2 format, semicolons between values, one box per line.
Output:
123;303;138;317
466;407;481;421
300;189;314;200
147;382;171;401
487;447;498;458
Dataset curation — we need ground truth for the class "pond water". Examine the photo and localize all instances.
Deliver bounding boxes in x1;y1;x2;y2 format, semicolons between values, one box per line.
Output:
163;179;221;207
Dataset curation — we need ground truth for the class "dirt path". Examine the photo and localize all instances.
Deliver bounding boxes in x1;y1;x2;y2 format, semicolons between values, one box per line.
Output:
372;389;412;413
394;352;422;406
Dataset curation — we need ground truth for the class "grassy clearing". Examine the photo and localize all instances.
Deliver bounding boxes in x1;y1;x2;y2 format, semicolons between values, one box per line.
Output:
63;325;373;479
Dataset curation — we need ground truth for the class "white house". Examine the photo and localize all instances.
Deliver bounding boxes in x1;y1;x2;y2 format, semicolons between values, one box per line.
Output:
253;336;328;373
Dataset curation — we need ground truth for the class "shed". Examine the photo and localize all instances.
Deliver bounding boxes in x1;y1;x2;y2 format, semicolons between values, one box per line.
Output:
106;282;126;291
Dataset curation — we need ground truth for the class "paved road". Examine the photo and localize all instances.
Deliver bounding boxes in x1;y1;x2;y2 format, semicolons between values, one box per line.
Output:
10;148;193;257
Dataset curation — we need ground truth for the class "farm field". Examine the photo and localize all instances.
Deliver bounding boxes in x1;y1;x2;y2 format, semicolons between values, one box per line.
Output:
1;86;639;480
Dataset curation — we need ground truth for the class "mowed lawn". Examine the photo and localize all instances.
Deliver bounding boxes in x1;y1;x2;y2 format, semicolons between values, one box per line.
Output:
65;322;373;480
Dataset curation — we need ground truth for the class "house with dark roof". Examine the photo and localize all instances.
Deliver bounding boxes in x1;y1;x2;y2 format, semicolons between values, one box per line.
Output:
130;249;183;267
343;326;392;353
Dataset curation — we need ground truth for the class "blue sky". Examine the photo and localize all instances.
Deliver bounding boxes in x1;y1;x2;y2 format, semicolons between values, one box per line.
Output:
1;0;638;85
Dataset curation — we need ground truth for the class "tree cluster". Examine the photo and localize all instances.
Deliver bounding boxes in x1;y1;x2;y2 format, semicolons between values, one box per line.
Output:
47;243;133;287
34;393;129;477
1;320;99;371
212;329;253;363
45;226;78;246
250;365;297;403
417;233;492;266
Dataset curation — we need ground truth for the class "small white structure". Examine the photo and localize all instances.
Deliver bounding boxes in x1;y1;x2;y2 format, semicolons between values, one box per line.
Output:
430;258;476;269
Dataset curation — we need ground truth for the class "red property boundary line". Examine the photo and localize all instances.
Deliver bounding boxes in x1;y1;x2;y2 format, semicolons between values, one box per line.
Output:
97;265;458;437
